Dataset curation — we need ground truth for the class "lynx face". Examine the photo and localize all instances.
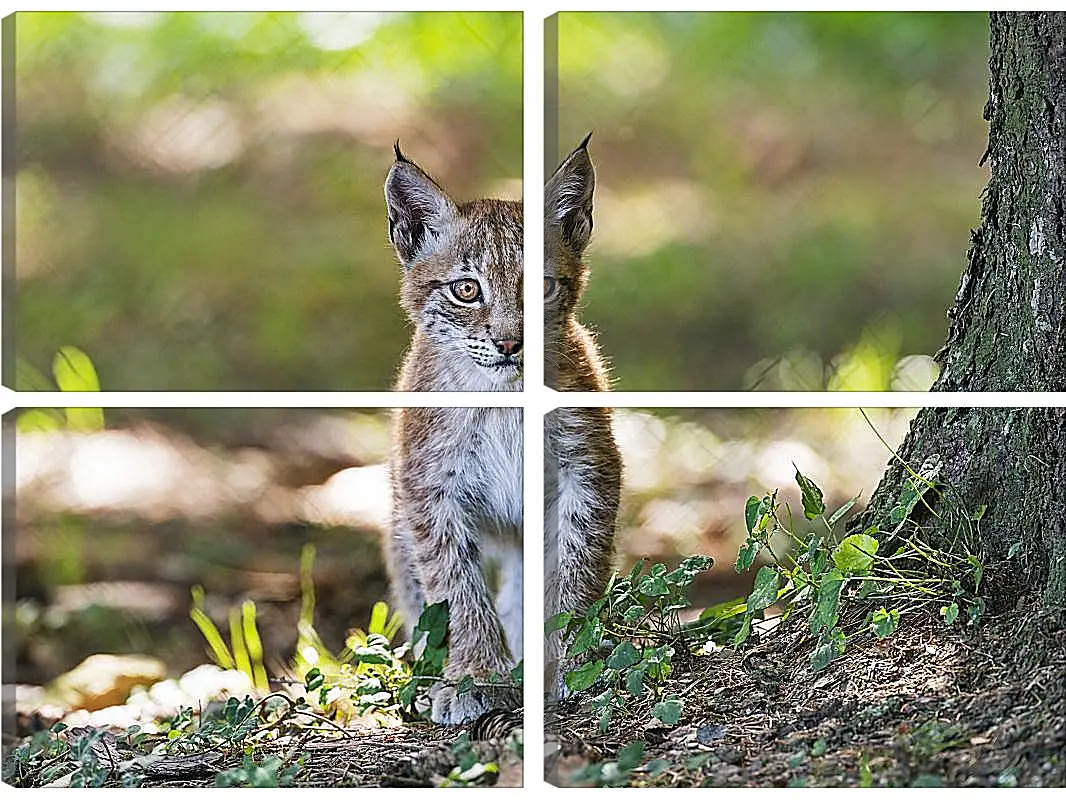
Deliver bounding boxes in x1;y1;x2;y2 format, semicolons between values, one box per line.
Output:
386;148;523;391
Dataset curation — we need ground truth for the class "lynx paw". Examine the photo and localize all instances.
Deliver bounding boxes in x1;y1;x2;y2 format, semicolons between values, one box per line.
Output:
430;681;520;726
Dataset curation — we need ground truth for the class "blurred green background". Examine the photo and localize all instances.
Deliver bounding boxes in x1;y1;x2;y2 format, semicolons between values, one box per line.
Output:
10;11;522;391
555;12;990;391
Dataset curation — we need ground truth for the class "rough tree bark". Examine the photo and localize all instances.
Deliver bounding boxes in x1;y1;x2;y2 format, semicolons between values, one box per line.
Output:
862;13;1066;606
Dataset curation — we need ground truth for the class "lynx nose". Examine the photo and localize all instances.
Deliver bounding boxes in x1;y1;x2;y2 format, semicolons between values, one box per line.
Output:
494;338;522;356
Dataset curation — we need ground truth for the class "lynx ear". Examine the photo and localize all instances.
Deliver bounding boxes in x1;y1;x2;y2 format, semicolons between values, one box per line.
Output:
545;133;595;254
385;143;457;266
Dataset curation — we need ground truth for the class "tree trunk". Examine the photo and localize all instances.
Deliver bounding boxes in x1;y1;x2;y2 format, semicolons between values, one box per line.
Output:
862;13;1066;607
935;13;1066;391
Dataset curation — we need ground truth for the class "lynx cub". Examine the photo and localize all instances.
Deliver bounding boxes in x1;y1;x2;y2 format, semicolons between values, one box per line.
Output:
384;145;523;725
544;137;622;698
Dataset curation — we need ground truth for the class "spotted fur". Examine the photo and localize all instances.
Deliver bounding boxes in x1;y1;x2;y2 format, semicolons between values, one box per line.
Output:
543;138;622;699
384;146;523;724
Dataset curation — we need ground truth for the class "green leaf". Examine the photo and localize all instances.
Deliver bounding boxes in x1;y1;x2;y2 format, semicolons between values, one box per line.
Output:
304;668;324;692
804;533;821;563
827;493;861;527
368;600;388;636
857;579;880;599
545;612;571;634
940;602;959;626
414;601;449;648
810;547;829;580
967;555;984;592
736;537;760;573
606;641;641;670
667;555;713;587
509;662;523;683
638;574;669;597
732;614;753;646
810;627;846;671
65;407;105;432
747;566;780;611
810;569;844;634
794;465;826;520
53;346;101;392
622;605;645;624
642;645;674;683
699;596;747;621
591;688;614;711
565;660;604;693
831;533;879;574
685;752;713;770
744;496;762;533
616;740;645;772
651;697;683;725
628;559;646;582
16;408;65;433
568;620;602;657
756;491;777;532
869;607;899;638
598;705;615;733
646;759;670;777
890;454;942;524
625;666;645;696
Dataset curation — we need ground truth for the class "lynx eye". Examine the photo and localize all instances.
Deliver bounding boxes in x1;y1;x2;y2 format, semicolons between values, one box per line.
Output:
543;276;558;299
449;278;482;304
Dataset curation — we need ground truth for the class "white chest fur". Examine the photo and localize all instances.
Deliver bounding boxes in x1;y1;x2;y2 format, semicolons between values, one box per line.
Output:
421;407;523;540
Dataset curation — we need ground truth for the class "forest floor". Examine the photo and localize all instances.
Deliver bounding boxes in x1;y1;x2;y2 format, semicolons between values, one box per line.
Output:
547;602;1065;788
3;698;523;788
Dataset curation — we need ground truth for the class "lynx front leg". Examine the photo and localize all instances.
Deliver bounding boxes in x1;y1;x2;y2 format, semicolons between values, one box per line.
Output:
384;514;425;641
491;537;524;662
544;408;621;700
408;502;518;725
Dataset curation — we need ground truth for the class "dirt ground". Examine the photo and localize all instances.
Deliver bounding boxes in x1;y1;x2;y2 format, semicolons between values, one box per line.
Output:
547;602;1066;787
3;710;524;788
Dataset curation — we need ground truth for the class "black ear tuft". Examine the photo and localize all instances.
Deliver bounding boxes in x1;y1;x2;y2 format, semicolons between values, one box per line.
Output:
384;152;456;266
545;138;596;254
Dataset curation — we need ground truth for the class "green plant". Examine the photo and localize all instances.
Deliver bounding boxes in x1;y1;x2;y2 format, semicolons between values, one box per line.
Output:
292;544;422;725
215;754;301;788
16;346;104;432
157;693;326;781
189;585;270;692
2;723;110;788
571;740;647;787
730;447;986;670
395;600;450;713
548;555;713;731
190;544;521;728
439;732;500;787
